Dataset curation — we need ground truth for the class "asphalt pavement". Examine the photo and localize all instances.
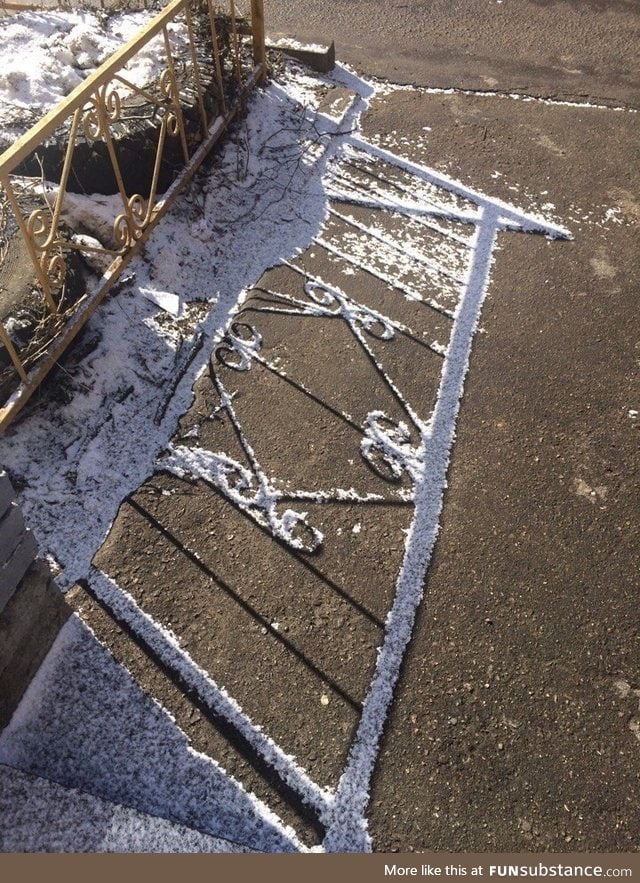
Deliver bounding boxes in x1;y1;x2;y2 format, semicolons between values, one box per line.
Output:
2;0;638;854
260;0;640;850
265;0;639;105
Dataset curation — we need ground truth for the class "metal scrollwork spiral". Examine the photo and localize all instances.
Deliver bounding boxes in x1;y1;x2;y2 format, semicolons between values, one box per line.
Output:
82;103;102;142
166;111;179;137
128;194;148;232
113;213;134;250
27;208;54;250
112;195;147;251
160;68;177;102
103;86;121;123
42;252;66;289
160;70;181;137
82;85;122;142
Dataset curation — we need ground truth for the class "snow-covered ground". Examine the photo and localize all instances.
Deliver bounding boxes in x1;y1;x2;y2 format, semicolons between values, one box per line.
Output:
0;615;302;852
0;62;354;588
0;10;573;853
0;8;194;145
0;29;363;847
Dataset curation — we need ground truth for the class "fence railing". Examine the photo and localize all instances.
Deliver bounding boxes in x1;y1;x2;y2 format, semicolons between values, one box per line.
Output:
0;0;266;430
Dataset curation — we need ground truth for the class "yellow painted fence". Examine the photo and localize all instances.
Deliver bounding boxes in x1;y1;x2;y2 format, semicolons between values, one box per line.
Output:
0;0;266;430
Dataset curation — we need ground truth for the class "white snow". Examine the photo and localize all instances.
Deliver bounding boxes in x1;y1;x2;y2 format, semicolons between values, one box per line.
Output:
0;763;254;853
165;443;324;553
382;80;638;114
0;9;189;142
83;568;334;819
270;37;329;54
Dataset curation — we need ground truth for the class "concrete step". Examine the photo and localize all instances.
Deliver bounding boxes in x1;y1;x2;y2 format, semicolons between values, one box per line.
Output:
0;763;252;853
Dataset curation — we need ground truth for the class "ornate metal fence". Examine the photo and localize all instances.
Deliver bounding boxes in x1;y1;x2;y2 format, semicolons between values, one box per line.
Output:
0;0;266;430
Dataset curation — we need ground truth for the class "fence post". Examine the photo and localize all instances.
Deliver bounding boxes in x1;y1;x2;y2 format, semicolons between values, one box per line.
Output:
250;0;266;78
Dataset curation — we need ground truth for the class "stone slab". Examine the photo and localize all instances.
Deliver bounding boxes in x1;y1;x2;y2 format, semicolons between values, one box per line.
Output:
0;526;38;614
0;502;25;558
0;561;70;730
268;38;335;73
0;471;15;521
